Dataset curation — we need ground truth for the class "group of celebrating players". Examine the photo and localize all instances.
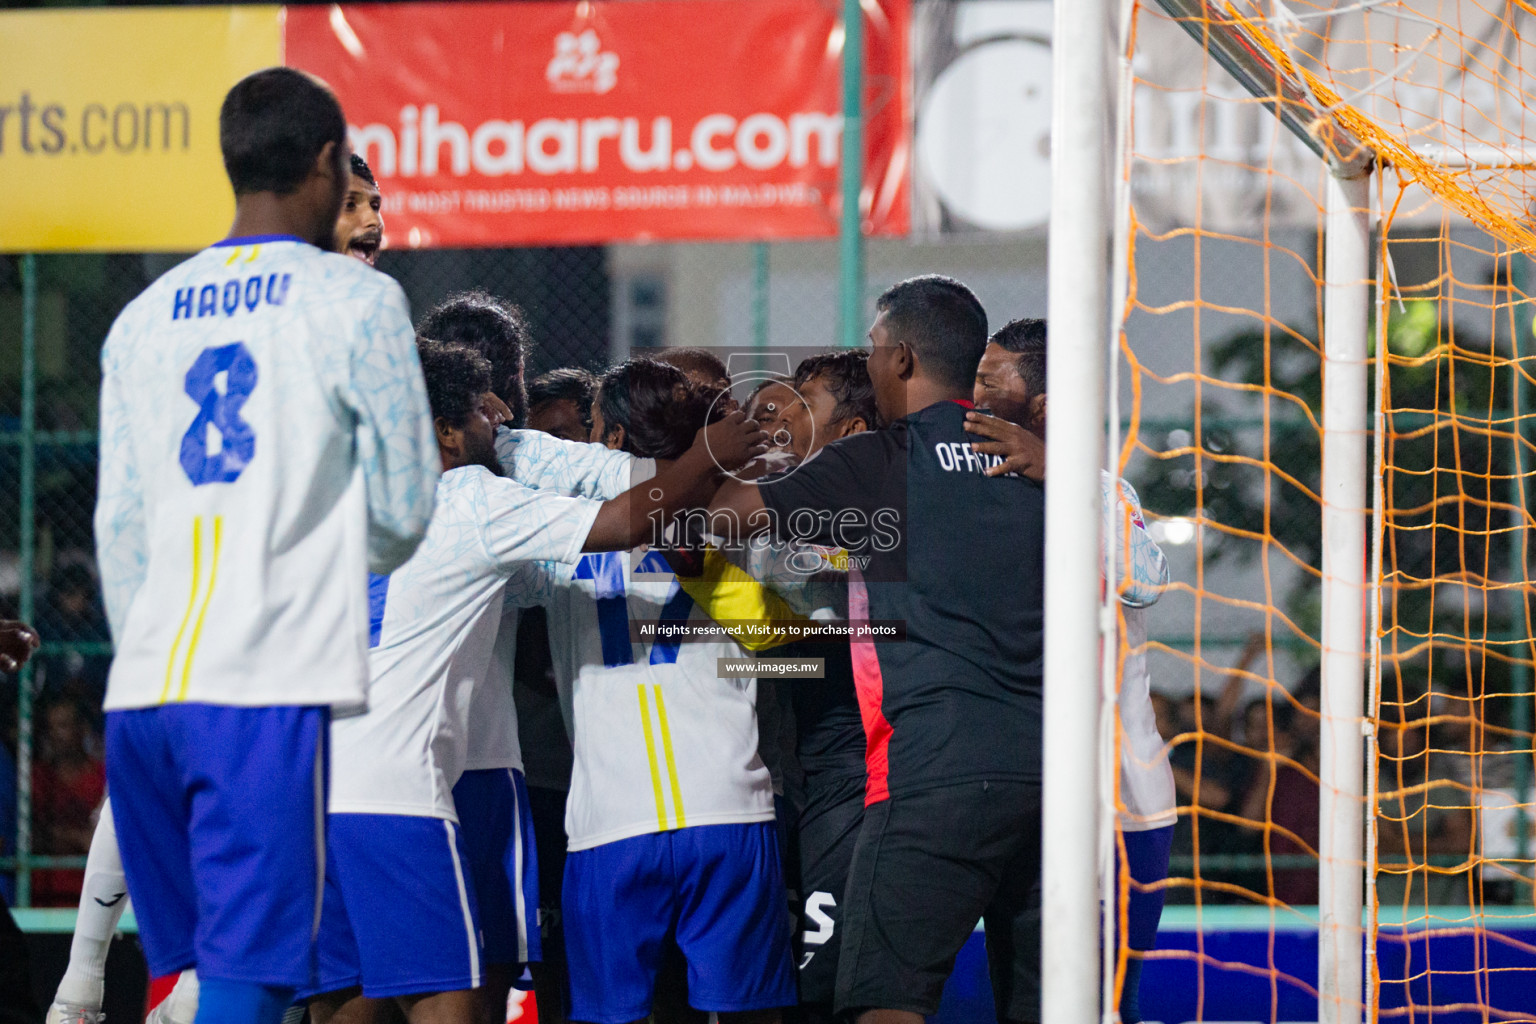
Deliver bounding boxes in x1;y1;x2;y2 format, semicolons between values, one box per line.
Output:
41;65;1179;1024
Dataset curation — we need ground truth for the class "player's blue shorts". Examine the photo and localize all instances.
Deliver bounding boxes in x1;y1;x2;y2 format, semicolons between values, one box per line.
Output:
563;821;796;1024
104;704;328;988
453;767;541;967
303;813;485;999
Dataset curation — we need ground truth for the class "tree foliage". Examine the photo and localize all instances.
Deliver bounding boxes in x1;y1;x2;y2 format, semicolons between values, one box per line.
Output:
1133;299;1526;649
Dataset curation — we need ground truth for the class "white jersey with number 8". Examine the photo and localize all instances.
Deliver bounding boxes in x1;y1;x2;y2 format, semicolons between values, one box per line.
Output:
96;237;440;712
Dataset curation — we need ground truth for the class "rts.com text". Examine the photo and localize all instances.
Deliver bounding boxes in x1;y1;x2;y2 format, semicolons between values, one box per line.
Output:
0;92;190;156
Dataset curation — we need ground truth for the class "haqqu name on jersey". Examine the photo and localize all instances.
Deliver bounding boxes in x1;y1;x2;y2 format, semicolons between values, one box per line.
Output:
933;441;1006;474
171;273;292;321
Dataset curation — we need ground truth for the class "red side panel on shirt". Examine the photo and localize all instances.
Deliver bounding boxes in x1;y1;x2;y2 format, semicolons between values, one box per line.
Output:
848;571;892;805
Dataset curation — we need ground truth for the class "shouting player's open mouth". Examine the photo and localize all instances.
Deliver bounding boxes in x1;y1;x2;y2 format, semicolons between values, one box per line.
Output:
346;230;382;266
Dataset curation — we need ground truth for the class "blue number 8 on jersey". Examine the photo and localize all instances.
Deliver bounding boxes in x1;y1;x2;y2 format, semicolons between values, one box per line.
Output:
180;342;258;486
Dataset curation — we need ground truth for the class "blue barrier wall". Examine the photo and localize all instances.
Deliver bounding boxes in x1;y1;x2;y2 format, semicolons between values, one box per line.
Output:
932;907;1536;1024
18;906;1536;1024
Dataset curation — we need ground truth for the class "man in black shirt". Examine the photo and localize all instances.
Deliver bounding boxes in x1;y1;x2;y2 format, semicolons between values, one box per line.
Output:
709;277;1046;1024
764;351;881;1021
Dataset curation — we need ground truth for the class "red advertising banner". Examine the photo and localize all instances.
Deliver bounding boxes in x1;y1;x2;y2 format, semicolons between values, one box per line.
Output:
284;0;909;248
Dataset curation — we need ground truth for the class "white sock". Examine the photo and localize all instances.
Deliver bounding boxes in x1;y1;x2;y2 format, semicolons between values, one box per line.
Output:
53;798;129;1010
153;970;199;1024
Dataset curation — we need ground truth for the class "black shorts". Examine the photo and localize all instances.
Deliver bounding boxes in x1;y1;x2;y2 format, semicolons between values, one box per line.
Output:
527;784;569;957
794;773;866;1005
834;779;1043;1023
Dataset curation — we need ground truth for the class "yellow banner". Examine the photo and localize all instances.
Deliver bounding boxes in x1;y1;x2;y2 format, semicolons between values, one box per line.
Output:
0;7;281;252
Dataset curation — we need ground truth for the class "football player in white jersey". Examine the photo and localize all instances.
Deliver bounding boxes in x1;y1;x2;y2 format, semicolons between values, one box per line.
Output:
506;359;797;1024
489;414;651;1024
410;296;649;1024
48;144;400;1024
305;342;767;1024
93;68;440;1024
967;318;1174;1024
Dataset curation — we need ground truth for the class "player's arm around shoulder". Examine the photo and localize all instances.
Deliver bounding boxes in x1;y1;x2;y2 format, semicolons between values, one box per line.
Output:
470;467;603;571
496;427;655;499
582;410;767;552
487;475;577;611
345;277;442;574
708;428;888;549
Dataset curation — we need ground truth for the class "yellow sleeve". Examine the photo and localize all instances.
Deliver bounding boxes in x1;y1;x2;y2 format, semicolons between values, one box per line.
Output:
677;546;809;652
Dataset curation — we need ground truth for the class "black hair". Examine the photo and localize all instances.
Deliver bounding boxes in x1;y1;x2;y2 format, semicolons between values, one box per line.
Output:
744;375;790;405
655;347;729;386
350;151;377;187
416;291;530;426
874;275;989;390
528;367;598;410
597;358;723;460
793;350;883;429
220;68;347;196
416;339;492;429
988;318;1048;398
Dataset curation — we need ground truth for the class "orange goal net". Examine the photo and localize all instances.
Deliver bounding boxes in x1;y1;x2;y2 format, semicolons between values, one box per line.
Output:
1111;2;1536;1021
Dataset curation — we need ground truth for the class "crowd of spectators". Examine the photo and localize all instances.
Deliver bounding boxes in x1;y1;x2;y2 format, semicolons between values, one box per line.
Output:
1155;636;1323;905
1158;636;1531;907
1;559;110;905
1;692;106;906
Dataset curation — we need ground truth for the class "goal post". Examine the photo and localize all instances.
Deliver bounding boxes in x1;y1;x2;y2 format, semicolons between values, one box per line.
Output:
1041;0;1116;1020
1318;163;1372;1024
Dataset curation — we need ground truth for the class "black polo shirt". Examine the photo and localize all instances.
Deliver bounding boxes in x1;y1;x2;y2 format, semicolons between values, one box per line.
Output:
779;638;866;782
758;399;1045;802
